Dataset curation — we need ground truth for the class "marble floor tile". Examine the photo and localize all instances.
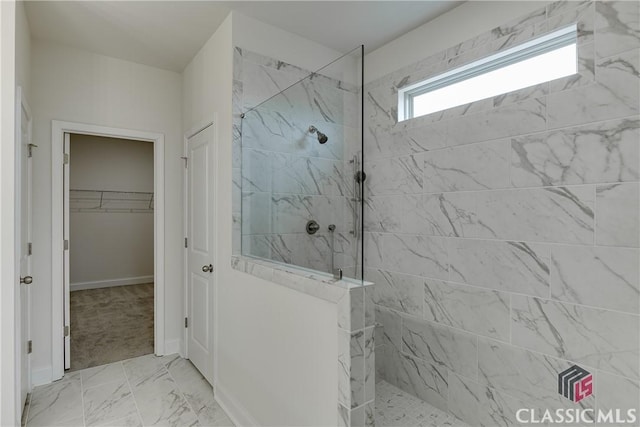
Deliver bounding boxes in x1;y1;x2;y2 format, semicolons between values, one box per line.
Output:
105;413;144;427
37;416;85;427
135;388;200;427
376;380;468;427
165;357;205;388
27;376;83;427
122;354;166;388
81;362;128;390
83;380;138;426
129;369;178;400
26;355;234;427
26;354;479;427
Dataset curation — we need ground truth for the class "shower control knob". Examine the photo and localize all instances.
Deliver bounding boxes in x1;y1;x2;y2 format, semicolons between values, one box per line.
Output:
306;220;320;235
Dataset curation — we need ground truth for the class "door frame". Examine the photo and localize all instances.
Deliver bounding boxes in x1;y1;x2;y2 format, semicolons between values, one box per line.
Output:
51;120;165;380
182;118;215;370
15;86;32;421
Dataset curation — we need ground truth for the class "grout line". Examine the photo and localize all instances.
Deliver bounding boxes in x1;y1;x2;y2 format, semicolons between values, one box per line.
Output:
378;180;619;197
164;359;201;424
380;291;638;352
384;297;639;386
80;374;87;427
508;293;513;346
594;183;598;247
122;361;145;427
416;266;640;317
81;377;126;392
364;230;640;251
364;112;639;164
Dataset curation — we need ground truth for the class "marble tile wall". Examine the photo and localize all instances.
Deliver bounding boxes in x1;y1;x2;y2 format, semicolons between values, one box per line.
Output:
366;1;640;425
233;47;363;280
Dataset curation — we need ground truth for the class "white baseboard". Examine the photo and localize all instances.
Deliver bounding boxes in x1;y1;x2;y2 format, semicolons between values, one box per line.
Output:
215;382;259;427
31;366;52;387
70;275;154;291
164;339;181;356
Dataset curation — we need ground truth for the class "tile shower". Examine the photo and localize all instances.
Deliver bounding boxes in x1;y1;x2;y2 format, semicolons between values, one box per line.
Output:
232;46;376;426
235;47;364;280
366;1;639;425
232;1;639;425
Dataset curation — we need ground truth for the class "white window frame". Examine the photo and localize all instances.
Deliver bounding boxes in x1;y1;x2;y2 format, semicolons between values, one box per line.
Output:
398;24;577;122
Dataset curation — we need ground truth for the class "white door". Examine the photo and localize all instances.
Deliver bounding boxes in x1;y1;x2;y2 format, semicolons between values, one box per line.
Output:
185;124;215;383
16;87;33;411
63;133;71;370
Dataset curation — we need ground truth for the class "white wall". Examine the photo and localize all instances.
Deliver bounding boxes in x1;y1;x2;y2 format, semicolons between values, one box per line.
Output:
30;40;182;382
183;12;339;426
365;1;551;83
15;0;29;99
70;135;154;192
69;135;153;286
232;13;342;76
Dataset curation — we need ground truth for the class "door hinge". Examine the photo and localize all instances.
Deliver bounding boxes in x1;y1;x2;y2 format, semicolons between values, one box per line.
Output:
184;237;188;248
64;240;69;250
64;325;69;337
64;153;69;164
27;340;32;354
181;156;188;168
28;242;32;256
184;317;188;328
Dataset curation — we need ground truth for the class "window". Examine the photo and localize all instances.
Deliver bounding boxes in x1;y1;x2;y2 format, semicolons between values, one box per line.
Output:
398;25;577;121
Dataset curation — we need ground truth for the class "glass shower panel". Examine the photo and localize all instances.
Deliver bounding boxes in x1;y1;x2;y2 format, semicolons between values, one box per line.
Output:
240;46;364;282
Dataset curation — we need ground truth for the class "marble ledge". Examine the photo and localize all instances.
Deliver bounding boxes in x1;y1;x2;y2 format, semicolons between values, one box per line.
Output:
231;255;373;304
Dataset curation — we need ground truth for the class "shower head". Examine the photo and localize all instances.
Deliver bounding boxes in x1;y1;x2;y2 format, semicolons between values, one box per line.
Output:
308;125;328;144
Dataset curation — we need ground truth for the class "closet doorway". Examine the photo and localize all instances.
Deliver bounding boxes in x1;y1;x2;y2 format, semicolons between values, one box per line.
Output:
68;134;154;370
51;121;165;379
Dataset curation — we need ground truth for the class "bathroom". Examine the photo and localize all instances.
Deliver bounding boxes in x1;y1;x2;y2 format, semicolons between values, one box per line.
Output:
3;1;638;426
234;1;639;424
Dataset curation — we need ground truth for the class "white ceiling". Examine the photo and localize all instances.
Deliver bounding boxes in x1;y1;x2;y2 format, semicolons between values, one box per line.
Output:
25;1;463;72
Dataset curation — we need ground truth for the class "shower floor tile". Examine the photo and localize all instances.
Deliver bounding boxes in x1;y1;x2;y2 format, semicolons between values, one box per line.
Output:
376;381;469;427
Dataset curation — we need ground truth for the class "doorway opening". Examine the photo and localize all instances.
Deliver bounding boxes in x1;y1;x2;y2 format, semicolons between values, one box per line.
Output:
51;121;165;380
67;134;154;371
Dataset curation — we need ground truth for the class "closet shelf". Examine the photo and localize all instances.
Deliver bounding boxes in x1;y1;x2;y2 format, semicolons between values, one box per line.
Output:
69;189;154;213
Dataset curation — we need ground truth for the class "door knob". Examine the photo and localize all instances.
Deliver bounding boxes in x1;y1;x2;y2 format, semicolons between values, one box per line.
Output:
202;264;213;273
20;276;32;285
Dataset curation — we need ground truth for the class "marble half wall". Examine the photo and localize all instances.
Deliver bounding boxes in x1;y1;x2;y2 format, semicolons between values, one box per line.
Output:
366;1;640;425
231;256;375;426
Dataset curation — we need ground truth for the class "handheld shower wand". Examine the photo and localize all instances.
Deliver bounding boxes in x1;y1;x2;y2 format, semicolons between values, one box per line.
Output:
328;224;342;280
